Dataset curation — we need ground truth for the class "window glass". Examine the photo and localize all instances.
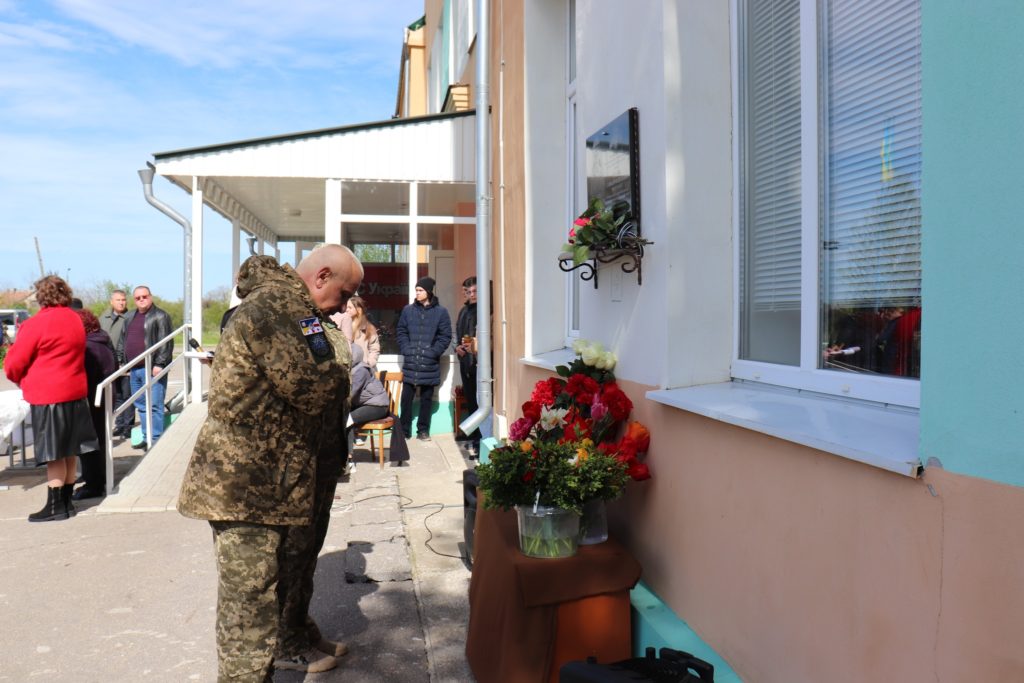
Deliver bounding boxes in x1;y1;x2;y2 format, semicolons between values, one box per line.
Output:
342;181;410;216
739;0;801;365
737;0;922;397
821;0;921;378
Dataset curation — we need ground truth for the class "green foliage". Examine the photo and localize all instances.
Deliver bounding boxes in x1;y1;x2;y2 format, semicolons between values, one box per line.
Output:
476;440;629;514
0;342;7;368
354;243;393;263
563;198;632;264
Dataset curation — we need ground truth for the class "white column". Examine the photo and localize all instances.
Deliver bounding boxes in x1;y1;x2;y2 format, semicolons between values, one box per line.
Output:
273;243;280;262
294;242;303;266
325;178;342;244
408;181;419;299
190;177;205;403
257;236;265;255
231;219;241;284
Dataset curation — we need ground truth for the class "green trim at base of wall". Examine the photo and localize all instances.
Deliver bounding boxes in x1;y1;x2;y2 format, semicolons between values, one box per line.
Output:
399;399;455;435
479;436;500;464
631;581;741;681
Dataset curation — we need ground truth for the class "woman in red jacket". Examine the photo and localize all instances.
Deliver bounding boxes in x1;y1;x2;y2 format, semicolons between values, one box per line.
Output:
4;275;98;522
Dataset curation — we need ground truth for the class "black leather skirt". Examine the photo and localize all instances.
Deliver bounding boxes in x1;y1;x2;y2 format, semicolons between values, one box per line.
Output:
30;399;99;465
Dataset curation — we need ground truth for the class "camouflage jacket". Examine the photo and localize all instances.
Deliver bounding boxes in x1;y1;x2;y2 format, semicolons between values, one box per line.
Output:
177;256;351;525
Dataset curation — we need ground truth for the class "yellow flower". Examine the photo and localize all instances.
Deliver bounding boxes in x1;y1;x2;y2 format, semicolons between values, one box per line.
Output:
520;439;534;453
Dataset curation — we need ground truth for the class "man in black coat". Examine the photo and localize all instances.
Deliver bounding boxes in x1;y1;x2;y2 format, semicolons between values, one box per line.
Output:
455;276;482;455
396;277;452;441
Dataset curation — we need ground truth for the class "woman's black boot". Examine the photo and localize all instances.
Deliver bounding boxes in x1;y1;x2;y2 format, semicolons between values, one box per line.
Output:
62;484;77;518
28;486;69;522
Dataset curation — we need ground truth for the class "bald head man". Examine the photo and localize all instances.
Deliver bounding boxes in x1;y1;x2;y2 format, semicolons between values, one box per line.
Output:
295;244;364;315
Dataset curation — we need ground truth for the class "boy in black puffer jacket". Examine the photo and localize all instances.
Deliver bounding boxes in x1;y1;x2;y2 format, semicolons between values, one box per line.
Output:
396;277;452;441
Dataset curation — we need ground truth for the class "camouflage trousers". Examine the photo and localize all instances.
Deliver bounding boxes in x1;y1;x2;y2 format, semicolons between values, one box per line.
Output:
275;467;340;657
210;521;284;682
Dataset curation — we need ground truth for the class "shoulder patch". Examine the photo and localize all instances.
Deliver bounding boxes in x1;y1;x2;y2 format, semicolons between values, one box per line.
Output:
299;317;332;359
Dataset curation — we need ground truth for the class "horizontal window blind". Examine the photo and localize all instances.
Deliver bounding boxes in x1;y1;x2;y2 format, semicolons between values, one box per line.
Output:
742;0;802;313
823;0;921;308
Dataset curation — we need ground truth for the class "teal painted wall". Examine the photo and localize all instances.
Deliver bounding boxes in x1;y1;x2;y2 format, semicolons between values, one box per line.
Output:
921;2;1024;485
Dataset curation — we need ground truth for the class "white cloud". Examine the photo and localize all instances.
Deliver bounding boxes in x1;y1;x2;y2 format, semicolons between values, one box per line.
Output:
51;0;419;69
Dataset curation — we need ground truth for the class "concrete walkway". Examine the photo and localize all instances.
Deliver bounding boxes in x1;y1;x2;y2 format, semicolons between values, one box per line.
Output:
0;406;477;682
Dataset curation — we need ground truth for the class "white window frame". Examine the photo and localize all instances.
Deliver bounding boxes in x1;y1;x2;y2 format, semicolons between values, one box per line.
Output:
731;0;920;409
564;0;581;344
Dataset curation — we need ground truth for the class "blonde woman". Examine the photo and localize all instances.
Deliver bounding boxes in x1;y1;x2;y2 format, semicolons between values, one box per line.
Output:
335;296;380;370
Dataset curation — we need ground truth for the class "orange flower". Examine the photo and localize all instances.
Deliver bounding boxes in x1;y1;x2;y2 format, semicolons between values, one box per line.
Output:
520;439;534;453
623;421;651;453
576;447;589;463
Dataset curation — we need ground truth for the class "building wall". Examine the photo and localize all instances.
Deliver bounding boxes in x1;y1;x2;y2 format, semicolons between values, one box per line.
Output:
505;1;1024;681
491;0;528;431
920;1;1024;487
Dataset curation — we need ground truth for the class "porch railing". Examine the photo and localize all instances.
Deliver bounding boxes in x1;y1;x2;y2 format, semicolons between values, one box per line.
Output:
94;324;194;495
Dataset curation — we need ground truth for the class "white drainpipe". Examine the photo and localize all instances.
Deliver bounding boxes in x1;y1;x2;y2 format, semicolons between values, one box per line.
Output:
460;0;492;437
138;166;192;330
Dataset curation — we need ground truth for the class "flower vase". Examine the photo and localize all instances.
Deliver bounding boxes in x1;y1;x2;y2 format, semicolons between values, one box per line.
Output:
515;505;580;558
578;498;609;545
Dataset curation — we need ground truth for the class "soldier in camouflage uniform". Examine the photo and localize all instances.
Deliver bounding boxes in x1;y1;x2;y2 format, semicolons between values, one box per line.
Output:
274;317;352;669
177;246;363;682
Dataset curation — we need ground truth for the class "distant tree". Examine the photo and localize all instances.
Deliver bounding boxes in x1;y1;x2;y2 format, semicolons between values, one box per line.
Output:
76;279;133;308
354;243;393;263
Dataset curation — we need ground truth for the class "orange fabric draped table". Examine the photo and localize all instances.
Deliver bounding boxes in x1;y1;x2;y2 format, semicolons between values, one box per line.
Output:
466;506;642;683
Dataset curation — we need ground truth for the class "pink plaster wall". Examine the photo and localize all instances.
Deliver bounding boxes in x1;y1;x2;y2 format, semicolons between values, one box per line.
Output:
513;369;1024;682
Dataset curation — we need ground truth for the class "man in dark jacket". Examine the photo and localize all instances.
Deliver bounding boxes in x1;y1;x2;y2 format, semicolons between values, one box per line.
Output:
396;276;452;441
117;286;172;447
455;276;481;455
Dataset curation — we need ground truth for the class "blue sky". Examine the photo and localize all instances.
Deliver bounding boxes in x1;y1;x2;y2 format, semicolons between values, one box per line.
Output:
0;0;423;301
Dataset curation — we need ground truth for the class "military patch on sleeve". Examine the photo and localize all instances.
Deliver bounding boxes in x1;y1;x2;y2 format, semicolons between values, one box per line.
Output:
299;317;332;359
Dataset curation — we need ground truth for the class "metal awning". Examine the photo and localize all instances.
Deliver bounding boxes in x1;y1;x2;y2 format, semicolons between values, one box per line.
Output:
152;110;476;245
146;109;477;403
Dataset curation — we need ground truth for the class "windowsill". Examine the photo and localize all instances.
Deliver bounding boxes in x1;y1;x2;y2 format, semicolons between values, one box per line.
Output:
646;381;920;477
520;347;576;372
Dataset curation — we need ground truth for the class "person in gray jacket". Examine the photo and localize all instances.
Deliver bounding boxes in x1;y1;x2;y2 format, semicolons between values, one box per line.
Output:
347;344;389;453
99;289;134;437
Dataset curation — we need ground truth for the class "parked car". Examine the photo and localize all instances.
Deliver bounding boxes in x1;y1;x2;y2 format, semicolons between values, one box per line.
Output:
0;309;30;344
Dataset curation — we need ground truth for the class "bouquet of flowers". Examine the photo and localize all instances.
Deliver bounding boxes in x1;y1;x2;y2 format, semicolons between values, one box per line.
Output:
477;339;651;515
563;198;650;266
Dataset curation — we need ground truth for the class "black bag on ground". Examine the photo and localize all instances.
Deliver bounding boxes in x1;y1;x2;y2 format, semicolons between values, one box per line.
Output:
559;647;714;683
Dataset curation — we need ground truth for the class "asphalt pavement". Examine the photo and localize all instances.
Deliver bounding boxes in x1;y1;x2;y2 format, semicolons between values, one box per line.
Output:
0;416;477;682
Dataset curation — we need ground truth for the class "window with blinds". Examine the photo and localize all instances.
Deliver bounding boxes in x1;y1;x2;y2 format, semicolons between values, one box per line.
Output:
739;0;802;365
738;0;921;382
821;0;921;378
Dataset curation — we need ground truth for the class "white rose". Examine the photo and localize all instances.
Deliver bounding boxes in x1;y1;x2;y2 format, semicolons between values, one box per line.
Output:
603;351;617;370
581;346;600;366
572;339;588;355
594;354;608;370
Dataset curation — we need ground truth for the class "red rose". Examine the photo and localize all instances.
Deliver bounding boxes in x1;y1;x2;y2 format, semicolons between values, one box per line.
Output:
521;400;542;422
522;469;535;483
566;374;600;403
627;461;651;481
616;438;639;461
601;383;633;421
